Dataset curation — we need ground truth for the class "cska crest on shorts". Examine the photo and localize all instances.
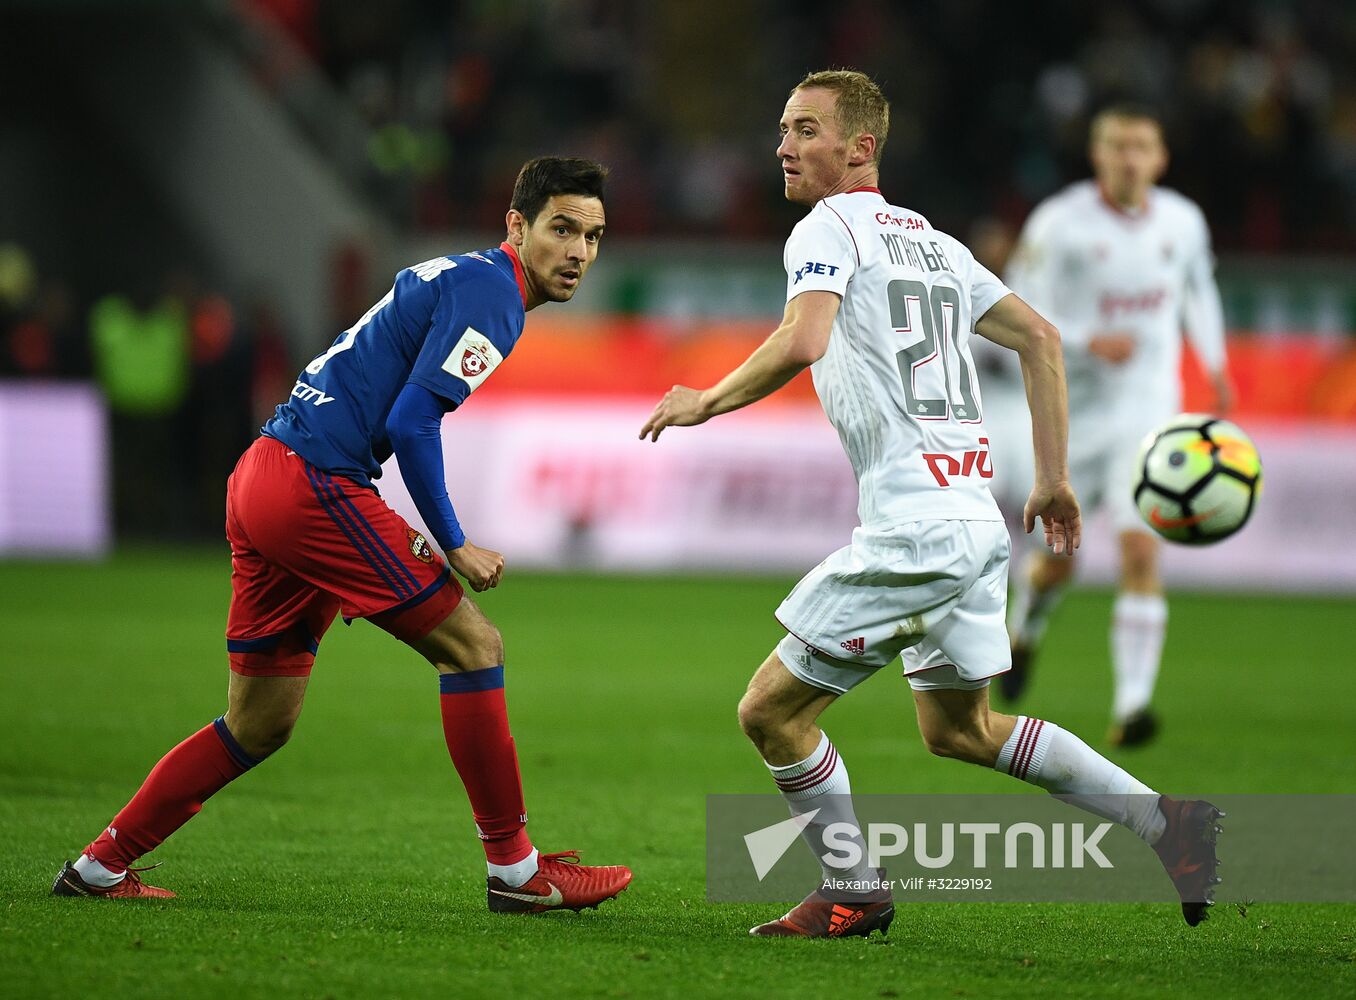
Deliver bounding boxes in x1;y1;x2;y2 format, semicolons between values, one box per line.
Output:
406;528;435;563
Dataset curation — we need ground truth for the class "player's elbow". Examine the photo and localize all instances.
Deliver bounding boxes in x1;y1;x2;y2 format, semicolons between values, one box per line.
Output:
1016;317;1061;367
1025;318;1060;352
784;338;827;369
774;322;829;370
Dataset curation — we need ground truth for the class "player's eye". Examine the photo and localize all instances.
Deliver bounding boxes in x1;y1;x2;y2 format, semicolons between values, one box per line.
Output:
555;226;570;237
585;232;601;244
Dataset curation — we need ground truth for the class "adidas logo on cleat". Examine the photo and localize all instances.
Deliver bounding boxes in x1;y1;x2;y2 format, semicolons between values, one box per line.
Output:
827;903;864;936
840;637;866;656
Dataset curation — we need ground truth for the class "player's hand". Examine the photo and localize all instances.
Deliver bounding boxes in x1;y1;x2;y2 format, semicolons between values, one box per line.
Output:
1088;332;1135;365
1023;481;1082;556
448;540;505;592
640;385;709;442
1211;371;1235;414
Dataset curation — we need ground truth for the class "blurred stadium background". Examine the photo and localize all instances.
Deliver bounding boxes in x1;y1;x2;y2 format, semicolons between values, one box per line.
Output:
5;0;1356;591
4;0;1356;590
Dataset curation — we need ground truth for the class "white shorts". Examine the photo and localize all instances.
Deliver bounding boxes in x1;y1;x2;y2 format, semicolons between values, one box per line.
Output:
1066;435;1142;534
774;519;1012;693
978;379;1034;514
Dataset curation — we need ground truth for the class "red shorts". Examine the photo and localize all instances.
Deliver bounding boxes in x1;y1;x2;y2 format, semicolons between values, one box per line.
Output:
224;436;463;676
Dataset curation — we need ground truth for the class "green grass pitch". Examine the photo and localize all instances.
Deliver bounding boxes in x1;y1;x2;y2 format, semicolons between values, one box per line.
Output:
1;549;1353;999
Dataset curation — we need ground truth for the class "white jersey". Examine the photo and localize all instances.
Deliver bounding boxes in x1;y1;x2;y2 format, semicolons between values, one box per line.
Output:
1004;179;1226;425
784;188;1012;528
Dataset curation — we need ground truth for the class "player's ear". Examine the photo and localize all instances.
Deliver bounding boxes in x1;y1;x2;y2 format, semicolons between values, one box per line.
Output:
849;132;876;167
1154;143;1170;180
505;209;527;246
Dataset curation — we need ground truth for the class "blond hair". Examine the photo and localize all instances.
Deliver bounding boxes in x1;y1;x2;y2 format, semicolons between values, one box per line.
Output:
1090;103;1164;143
793;69;890;165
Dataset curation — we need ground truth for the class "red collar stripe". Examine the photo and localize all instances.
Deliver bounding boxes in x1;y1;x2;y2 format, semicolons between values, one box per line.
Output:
1096;183;1151;220
500;242;529;306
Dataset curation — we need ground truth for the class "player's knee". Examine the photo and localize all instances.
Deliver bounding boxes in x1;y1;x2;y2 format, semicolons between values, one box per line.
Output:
1033;553;1074;589
418;615;503;672
473;622;505;667
1121;541;1158;586
737;690;782;751
228;712;297;759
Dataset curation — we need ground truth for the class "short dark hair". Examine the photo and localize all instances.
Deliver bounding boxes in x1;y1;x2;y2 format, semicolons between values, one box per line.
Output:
510;157;608;223
1090;102;1164;141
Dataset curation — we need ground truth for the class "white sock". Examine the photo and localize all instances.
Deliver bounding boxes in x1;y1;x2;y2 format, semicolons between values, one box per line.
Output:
996;716;1166;844
1009;560;1065;646
1111;593;1168;721
487;848;539;888
768;732;874;883
73;852;125;888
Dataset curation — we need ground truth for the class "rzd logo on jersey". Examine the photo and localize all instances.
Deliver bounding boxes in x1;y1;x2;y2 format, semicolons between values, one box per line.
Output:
922;439;993;487
461;341;491;378
406;528;435;564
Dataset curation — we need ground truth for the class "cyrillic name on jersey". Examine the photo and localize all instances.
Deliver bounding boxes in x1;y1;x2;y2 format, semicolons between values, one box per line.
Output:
411;257;458;282
879;233;953;273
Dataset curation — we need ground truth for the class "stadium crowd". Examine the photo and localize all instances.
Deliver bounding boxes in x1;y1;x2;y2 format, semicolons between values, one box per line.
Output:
253;0;1356;250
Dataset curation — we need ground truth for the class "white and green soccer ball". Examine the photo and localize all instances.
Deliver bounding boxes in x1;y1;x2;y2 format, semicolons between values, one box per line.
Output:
1131;414;1263;545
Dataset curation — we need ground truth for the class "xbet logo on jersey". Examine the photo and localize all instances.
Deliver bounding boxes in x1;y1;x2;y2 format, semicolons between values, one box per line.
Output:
794;261;840;284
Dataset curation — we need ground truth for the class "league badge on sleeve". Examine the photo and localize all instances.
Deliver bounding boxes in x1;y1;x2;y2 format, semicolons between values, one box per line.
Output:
442;327;504;393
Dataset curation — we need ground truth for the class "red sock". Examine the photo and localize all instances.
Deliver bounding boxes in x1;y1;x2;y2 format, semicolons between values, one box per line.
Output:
86;718;261;872
438;667;533;865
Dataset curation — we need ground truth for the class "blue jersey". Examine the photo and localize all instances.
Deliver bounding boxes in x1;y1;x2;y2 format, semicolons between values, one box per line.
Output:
264;245;526;486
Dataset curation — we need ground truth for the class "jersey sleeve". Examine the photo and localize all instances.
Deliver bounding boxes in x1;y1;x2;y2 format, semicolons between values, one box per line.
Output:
1180;203;1228;375
407;268;522;406
968;258;1012;323
783;209;857;302
1004;199;1093;349
386;382;465;550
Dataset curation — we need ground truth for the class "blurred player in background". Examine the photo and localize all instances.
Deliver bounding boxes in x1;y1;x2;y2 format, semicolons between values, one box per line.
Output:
994;106;1231;747
642;71;1222;938
53;157;632;913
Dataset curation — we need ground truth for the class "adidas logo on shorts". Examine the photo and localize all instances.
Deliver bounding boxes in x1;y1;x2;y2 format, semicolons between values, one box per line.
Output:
840;637;866;656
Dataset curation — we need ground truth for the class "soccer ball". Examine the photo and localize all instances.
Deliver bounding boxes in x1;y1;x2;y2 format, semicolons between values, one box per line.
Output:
1131;414;1262;545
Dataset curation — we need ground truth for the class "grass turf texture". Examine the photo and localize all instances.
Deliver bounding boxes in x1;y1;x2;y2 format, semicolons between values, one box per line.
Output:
2;548;1353;999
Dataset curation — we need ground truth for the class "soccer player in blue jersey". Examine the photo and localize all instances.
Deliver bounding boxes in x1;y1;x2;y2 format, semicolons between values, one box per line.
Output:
54;157;633;912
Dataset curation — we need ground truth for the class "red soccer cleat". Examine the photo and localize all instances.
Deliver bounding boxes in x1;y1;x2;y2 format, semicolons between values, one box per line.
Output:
750;878;894;938
51;860;176;899
1153;796;1224;926
485;850;631;914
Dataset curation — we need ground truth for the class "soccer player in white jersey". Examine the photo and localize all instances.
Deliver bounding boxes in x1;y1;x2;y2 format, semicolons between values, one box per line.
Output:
997;105;1231;747
641;71;1221;938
